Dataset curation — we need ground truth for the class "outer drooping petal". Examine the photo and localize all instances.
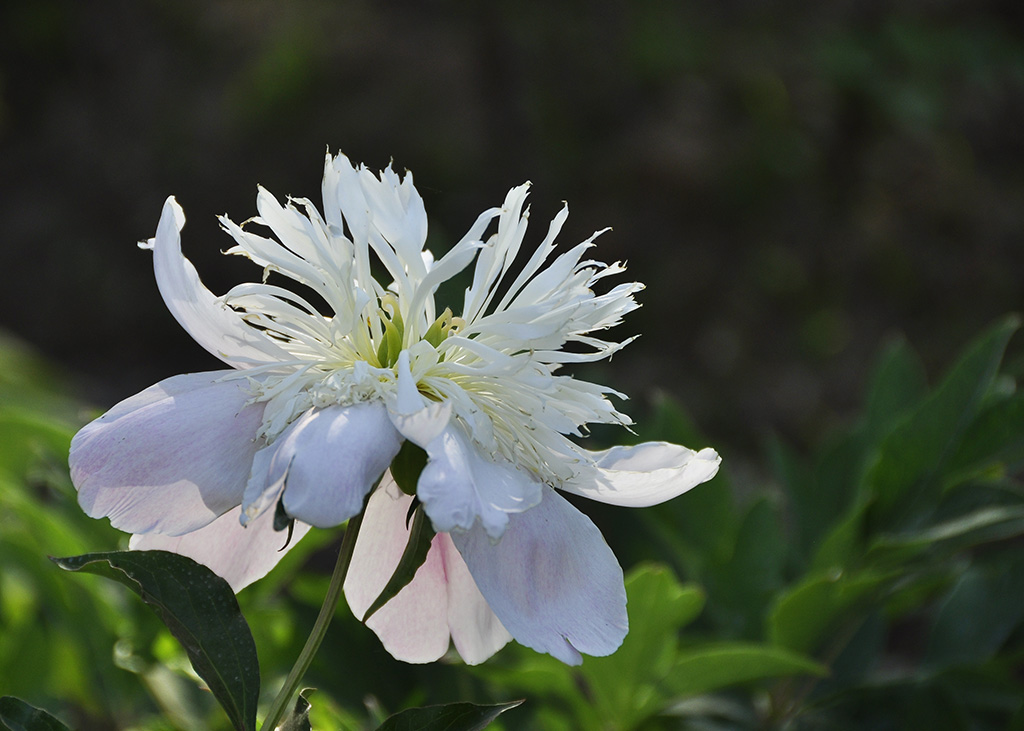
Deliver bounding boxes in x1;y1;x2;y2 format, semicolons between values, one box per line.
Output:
560;442;722;507
344;478;511;664
413;425;543;539
145;197;291;369
129;505;311;592
71;372;265;536
451;486;628;665
263;402;403;528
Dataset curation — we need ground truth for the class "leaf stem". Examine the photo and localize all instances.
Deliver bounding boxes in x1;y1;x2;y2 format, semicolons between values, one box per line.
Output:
260;514;362;731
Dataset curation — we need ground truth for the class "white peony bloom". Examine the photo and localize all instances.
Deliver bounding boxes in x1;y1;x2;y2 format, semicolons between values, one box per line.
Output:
70;151;720;666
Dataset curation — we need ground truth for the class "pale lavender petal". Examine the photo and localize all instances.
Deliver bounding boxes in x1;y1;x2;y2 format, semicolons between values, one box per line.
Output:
344;478;451;663
71;372;264;536
146;197;291;368
416;426;542;539
452;486;628;665
129;504;310;592
274;402;402;528
562;443;721;507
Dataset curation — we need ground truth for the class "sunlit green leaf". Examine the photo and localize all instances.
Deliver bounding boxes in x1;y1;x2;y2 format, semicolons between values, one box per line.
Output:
53;550;260;731
582;565;706;727
767;570;891;653
375;700;523;731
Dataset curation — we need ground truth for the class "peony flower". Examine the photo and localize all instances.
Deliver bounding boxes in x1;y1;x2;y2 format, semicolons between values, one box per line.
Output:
70;151;720;666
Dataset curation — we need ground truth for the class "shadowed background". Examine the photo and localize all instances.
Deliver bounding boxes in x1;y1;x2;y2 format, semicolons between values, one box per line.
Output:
2;0;1023;455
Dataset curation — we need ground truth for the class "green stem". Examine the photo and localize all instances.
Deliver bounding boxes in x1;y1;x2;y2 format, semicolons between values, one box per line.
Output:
260;514;362;731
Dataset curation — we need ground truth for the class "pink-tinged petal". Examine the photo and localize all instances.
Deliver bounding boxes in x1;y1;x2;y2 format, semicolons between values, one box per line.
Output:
439;534;512;665
561;443;721;507
344;478;510;664
272;402;402;528
71;372;264;536
146;197;291;368
129;504;310;592
452;486;628;666
416;426;542;539
344;479;450;663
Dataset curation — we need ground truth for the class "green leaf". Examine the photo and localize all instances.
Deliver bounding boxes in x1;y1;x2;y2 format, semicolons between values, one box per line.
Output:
925;554;1024;668
53;550;260;731
863;336;929;436
0;697;71;731
767;570;891;653
376;700;523;731
581;565;706;727
363;504;435;621
946;390;1024;487
667;643;827;698
867;504;1024;565
866;316;1019;520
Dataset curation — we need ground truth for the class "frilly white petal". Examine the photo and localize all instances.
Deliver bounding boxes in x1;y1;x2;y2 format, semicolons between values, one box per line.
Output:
147;197;291;368
344;478;510;664
416;425;542;539
129;504;310;592
452;486;628;666
267;402;402;528
71;372;264;536
561;443;721;507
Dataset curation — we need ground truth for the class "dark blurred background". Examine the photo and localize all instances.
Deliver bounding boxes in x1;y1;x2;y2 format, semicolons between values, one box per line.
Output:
2;0;1023;457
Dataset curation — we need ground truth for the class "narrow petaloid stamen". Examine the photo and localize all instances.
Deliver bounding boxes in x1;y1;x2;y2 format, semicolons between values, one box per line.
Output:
219;166;641;485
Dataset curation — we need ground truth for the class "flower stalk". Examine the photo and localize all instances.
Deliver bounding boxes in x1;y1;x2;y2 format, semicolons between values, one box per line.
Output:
260;513;363;731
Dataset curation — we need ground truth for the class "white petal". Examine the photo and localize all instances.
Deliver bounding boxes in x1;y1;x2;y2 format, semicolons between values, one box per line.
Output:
239;443;284;525
344;478;510;664
147;197;291;368
71;372;264;536
562;443;721;507
388;400;452;447
273;402;402;528
416;426;542;539
129;504;310;592
452;487;628;665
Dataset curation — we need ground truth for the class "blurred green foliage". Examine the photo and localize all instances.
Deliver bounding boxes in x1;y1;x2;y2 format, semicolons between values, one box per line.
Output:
4;313;1024;729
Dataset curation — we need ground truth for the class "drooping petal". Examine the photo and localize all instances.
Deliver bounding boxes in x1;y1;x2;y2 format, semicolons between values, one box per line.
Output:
344;478;510;664
561;443;721;507
439;533;512;665
415;425;542;539
144;197;291;368
71;372;264;536
452;486;628;665
129;504;310;592
344;478;450;663
270;402;402;528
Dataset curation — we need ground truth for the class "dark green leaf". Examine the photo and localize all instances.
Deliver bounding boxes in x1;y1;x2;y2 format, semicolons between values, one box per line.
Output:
866;316;1019;520
0;697;71;731
52;550;259;731
667;643;826;698
276;689;314;731
947;390;1024;487
363;504;435;621
925;554;1024;668
867;505;1024;565
376;700;523;731
864;336;929;437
